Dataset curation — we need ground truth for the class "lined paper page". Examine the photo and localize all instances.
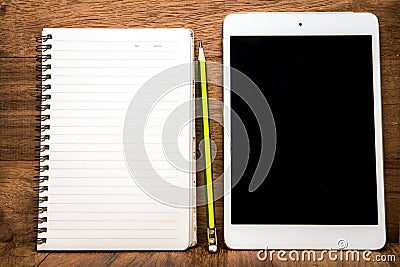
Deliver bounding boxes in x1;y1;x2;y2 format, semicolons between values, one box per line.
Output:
37;28;194;250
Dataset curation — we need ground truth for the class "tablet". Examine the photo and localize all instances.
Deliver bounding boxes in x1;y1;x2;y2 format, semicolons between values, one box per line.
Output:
223;12;385;250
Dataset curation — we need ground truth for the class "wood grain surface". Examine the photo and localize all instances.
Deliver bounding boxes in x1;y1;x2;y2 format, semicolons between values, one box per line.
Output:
0;0;399;266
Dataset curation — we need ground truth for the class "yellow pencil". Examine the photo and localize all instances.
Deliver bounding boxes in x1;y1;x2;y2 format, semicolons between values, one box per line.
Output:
198;40;217;253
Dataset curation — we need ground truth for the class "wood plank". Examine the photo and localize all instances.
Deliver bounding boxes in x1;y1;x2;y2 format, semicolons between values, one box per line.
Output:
0;161;47;266
0;1;399;57
36;244;400;266
0;58;39;160
0;0;399;265
385;160;400;242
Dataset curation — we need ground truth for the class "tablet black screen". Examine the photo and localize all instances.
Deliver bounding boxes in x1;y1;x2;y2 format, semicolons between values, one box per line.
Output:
230;36;378;225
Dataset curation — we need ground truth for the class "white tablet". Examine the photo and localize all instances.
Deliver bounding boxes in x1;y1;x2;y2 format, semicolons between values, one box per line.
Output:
223;12;385;250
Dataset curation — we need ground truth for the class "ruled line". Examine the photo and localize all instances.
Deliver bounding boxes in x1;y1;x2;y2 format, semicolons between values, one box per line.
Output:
47;211;177;214
48;228;178;230
42;237;179;240
51;40;180;43
48;219;178;222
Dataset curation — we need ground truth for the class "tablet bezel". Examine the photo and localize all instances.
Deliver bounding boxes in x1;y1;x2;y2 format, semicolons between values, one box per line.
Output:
223;12;385;250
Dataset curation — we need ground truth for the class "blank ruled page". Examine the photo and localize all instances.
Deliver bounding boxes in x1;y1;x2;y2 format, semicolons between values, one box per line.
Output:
37;28;195;250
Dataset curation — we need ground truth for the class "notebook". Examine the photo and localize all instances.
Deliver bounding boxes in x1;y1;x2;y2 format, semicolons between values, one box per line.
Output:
35;28;196;250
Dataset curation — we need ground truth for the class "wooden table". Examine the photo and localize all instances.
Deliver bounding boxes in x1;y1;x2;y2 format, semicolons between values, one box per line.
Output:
0;0;399;266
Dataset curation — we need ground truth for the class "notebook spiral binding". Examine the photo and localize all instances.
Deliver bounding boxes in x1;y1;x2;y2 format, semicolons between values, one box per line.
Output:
34;34;52;246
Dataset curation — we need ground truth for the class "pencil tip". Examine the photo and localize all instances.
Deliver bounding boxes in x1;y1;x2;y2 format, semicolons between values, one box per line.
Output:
208;244;217;253
198;40;205;60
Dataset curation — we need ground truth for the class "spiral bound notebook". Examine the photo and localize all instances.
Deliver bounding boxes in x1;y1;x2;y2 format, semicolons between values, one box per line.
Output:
35;28;196;250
